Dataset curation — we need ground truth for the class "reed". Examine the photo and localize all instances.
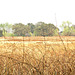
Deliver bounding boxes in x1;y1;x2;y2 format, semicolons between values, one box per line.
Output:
0;36;75;75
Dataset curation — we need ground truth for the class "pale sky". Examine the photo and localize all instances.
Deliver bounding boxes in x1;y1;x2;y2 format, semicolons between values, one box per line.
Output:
0;0;75;30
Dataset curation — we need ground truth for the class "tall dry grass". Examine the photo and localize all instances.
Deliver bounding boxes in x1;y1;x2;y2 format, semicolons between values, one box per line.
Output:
0;36;75;75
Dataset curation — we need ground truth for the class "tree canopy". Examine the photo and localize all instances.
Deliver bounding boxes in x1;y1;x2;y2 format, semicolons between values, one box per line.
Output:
12;23;30;36
0;30;3;37
60;21;75;36
0;23;12;37
34;22;58;36
1;21;75;37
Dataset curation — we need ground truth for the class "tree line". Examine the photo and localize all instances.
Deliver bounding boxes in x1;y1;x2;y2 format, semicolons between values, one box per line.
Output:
0;21;75;37
60;21;75;36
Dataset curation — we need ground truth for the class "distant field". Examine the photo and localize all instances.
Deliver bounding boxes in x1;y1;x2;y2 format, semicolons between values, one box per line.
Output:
0;36;75;75
0;36;75;41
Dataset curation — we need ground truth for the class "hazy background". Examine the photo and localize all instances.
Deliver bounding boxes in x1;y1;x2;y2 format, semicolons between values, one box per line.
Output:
0;0;75;31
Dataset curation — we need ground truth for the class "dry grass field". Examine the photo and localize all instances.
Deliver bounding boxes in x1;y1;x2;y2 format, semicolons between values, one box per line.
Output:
0;36;75;75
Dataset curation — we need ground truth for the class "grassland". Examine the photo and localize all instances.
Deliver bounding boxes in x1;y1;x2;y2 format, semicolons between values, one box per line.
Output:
0;36;75;75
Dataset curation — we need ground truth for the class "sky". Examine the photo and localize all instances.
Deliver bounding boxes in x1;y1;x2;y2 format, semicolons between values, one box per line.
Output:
0;0;75;30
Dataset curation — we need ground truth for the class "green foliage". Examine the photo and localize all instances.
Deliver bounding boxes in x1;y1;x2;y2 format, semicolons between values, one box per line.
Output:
2;30;7;36
27;23;35;33
0;30;3;37
5;33;15;37
34;22;58;36
12;23;30;36
0;23;12;37
70;26;75;36
60;21;75;36
62;27;70;36
0;22;59;37
53;29;59;36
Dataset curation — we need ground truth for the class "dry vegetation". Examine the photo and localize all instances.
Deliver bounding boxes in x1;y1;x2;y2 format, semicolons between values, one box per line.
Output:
0;36;75;75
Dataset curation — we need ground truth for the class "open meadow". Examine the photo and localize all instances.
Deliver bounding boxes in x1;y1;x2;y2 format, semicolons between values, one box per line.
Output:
0;36;75;75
